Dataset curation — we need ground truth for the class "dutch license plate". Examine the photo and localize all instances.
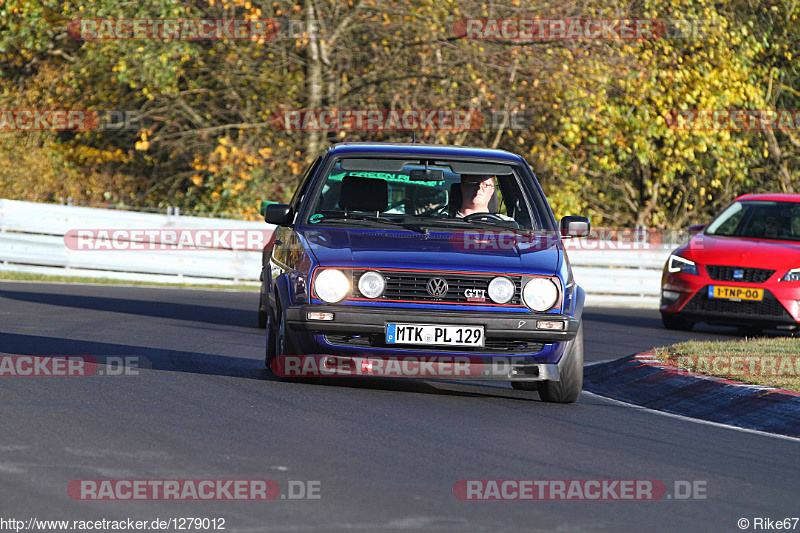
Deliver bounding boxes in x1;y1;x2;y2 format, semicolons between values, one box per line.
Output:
386;323;484;347
708;285;764;301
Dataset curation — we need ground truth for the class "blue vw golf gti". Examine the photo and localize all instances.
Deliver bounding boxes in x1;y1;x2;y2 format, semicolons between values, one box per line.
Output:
259;143;589;402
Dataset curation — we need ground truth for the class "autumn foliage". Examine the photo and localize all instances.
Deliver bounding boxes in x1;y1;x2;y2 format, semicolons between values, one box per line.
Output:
0;0;797;225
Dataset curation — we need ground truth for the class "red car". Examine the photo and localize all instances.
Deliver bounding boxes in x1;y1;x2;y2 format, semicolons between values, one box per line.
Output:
660;193;800;333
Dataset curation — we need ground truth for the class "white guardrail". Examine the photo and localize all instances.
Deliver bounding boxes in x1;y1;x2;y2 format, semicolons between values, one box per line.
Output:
569;247;675;307
0;199;272;285
0;199;682;305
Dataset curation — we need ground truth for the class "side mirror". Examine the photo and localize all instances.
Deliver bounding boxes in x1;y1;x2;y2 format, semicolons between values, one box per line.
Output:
560;216;590;238
260;200;279;216
688;223;706;236
264;204;294;226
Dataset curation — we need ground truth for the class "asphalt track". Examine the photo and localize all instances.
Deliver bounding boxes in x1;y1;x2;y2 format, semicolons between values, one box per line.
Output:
0;281;797;532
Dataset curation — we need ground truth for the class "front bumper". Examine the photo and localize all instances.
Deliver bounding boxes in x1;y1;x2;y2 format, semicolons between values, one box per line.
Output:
272;352;561;382
661;271;800;327
286;304;580;342
283;304;579;372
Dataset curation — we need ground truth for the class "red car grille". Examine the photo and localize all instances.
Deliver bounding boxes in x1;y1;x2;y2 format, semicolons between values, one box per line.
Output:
683;287;791;318
705;265;775;283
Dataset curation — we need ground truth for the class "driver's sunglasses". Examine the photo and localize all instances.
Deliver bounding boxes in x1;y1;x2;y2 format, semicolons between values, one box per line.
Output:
462;180;495;191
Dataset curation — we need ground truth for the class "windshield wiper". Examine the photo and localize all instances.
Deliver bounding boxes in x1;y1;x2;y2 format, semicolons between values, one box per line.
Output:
311;213;430;234
407;216;519;231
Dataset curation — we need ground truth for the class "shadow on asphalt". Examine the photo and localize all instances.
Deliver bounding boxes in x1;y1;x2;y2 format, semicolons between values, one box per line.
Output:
286;375;547;401
0;289;256;328
0;332;269;380
582;309;664;330
583;307;794;338
0;331;546;401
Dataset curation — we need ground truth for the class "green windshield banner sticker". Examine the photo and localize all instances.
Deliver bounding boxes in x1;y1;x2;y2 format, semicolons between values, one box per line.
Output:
328;171;444;187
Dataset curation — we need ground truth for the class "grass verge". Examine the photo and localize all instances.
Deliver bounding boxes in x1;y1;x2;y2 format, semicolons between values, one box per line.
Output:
653;337;800;391
0;271;259;291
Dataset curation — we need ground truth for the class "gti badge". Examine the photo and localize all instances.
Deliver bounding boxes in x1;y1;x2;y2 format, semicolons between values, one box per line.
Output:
464;288;486;302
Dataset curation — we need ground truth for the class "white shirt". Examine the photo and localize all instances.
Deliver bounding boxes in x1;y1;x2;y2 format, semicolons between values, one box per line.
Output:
455;210;515;221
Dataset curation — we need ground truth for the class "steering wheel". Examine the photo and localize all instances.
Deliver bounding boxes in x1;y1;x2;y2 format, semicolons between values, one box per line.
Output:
464;212;506;222
417;204;449;217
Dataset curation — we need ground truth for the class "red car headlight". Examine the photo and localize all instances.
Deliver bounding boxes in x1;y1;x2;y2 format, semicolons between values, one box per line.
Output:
780;268;800;282
667;255;699;276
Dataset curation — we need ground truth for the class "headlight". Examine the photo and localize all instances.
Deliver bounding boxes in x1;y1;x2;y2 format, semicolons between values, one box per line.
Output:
357;271;386;298
314;269;351;303
781;268;800;282
667;255;699;275
488;276;515;304
522;277;559;312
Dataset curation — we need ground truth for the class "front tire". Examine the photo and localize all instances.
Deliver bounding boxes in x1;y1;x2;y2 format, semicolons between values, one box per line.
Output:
277;310;288;356
258;278;268;328
265;311;277;369
537;324;584;403
276;307;297;357
273;306;318;383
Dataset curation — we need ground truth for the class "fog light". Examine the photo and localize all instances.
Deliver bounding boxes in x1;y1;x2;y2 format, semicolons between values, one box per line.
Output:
357;271;386;298
488;276;515;304
307;312;334;321
661;290;681;304
537;320;565;330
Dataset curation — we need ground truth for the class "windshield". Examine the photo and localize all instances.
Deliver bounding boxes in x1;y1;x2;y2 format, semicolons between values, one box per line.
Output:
304;157;546;230
706;200;800;241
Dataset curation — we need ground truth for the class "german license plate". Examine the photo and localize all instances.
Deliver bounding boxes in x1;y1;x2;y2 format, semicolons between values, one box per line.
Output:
386;324;484;347
708;286;764;301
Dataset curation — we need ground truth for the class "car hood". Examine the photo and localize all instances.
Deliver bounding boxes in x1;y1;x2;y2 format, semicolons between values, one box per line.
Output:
681;233;800;271
301;226;561;275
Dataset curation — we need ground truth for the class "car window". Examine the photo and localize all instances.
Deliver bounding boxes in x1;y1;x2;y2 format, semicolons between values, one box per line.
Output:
290;156;322;212
706;201;745;235
706;200;800;241
305;158;542;230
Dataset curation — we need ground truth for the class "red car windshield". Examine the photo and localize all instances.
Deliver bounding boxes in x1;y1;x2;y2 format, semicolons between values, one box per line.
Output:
705;200;800;241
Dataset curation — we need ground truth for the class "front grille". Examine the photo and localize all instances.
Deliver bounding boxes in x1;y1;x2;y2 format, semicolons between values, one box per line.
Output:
705;265;775;283
683;287;791;318
324;334;544;354
483;340;545;352
352;270;524;305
